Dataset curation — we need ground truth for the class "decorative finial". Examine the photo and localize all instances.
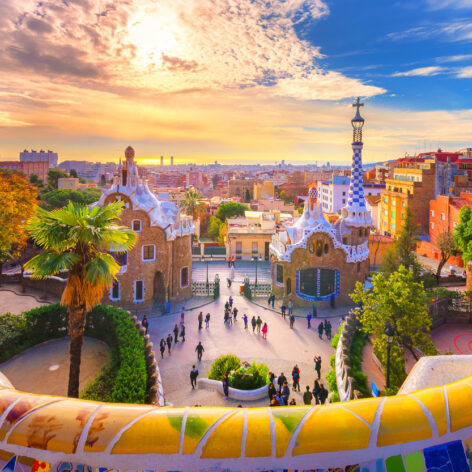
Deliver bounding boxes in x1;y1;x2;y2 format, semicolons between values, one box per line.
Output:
124;146;135;160
351;97;365;143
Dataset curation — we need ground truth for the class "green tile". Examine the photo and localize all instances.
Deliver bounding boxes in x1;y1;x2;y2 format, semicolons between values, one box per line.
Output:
404;451;425;472
386;455;406;472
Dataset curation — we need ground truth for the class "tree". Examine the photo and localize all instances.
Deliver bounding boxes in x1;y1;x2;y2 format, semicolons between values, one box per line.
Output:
29;173;44;187
0;171;38;277
179;188;206;220
454;205;472;262
40;188;101;210
215;202;249;222
208;215;222;240
435;230;457;279
69;169;78;178
47;168;70;190
244;189;251;203
218;222;227;246
351;266;437;392
25;201;137;397
382;207;421;279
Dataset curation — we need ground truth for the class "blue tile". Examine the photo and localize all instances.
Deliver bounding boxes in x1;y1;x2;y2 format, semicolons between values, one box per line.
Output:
447;441;469;472
424;444;450;469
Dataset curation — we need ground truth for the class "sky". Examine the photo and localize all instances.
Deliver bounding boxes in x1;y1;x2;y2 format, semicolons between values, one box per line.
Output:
1;0;472;165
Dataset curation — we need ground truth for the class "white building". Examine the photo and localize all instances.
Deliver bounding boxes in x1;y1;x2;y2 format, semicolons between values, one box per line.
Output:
20;149;58;168
318;176;383;214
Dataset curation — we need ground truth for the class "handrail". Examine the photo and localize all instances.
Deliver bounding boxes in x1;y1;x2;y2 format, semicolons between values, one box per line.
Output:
0;371;472;470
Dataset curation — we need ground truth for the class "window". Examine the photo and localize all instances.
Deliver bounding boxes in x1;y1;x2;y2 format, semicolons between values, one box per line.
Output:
110;280;120;301
441;213;445;221
276;264;284;284
132;219;142;232
142;244;156;261
402;201;406;207
309;243;315;254
111;251;127;267
431;222;435;229
357;262;361;273
358;229;363;237
392;200;396;206
324;243;329;254
135;280;144;302
342;191;346;196
181;267;189;287
236;241;242;254
431;210;435;217
391;211;395;218
384;197;388;203
298;268;338;300
342;236;348;245
252;241;258;254
286;278;292;295
391;223;395;230
316;240;322;257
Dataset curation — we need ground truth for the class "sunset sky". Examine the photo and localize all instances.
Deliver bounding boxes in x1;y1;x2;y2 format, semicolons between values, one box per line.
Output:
1;0;472;164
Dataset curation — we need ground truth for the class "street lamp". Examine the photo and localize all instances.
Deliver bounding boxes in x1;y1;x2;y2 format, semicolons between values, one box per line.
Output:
252;255;262;287
384;324;394;389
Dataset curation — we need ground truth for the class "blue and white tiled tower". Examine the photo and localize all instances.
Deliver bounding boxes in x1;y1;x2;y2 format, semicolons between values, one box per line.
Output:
341;97;373;228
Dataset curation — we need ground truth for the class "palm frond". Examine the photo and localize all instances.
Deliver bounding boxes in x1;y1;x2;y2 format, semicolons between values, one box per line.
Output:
24;251;79;278
84;252;119;286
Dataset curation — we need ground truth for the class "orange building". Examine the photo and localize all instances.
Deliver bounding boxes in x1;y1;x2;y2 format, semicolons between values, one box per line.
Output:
0;160;49;182
416;192;472;267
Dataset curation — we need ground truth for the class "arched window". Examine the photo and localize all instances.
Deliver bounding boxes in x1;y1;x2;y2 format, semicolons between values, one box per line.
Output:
286;278;292;295
324;243;329;254
181;267;189;287
358;229;363;237
316;240;322;257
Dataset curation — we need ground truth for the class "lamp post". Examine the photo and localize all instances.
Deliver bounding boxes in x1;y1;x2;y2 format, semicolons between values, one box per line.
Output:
252;255;262;287
201;254;209;295
384;324;394;390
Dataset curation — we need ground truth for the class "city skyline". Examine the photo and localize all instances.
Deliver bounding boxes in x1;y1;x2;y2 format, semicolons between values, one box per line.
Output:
1;0;472;164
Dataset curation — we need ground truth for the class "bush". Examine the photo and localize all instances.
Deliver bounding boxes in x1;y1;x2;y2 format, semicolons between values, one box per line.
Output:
208;354;241;380
349;331;369;398
331;323;344;349
229;361;269;390
329;391;340;403
326;369;337;396
428;287;460;300
0;303;147;404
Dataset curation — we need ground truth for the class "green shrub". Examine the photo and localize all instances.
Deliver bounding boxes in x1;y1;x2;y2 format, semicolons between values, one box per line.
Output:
329;354;336;369
428;287;460;300
208;354;241;380
0;303;147;404
349;331;369;397
331;322;344;349
229;361;269;390
329;391;340;403
326;369;337;394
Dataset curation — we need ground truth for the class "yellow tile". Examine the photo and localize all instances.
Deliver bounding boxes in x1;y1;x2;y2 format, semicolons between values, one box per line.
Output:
245;408;271;458
293;406;370;455
272;407;310;458
0;393;58;441
412;387;447;437
201;409;244;459
182;408;234;455
341;397;383;425
7;399;97;453
446;381;472;433
377;395;431;447
85;405;154;453
111;407;185;454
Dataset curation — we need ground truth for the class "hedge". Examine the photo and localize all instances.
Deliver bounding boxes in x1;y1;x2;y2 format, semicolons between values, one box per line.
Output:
0;303;147;404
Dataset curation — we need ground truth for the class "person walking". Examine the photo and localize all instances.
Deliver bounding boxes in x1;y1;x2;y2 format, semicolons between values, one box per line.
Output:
282;381;290;405
190;365;199;389
306;313;312;329
288;300;293;316
225;301;230;311
325;321;332;340
142;315;149;335
281;304;286;319
243;314;248;329
232;306;238;321
277;372;287;393
262;322;268;339
159;338;166;359
222;373;230;399
267;294;272;307
315;356;322;380
291;365;300;392
166;334;173;354
318;321;324;339
173;324;179;344
256;316;262;334
205;313;210;328
313;380;321;405
180;324;186;342
271;294;275;308
251;315;256;332
195;341;204;361
303;385;313;405
229;296;233;308
180;307;185;326
198;311;203;330
319;383;328;404
289;314;295;329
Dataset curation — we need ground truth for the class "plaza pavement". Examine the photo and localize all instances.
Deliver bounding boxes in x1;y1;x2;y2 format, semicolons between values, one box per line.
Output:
0;336;110;396
147;282;343;407
0;287;50;315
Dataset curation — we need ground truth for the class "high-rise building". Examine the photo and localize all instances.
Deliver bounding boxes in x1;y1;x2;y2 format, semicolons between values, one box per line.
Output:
170;155;174;166
20;149;58;168
160;155;164;166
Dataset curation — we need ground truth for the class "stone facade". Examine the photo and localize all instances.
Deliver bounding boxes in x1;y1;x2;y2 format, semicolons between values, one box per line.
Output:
95;146;194;310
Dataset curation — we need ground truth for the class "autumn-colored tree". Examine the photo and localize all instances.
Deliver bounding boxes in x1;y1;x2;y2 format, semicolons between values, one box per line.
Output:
25;201;137;397
0;171;38;278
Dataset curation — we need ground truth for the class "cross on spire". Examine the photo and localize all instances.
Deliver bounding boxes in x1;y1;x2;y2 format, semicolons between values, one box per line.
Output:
352;97;364;112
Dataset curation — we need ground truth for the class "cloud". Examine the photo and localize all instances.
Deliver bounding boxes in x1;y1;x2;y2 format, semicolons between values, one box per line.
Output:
392;66;443;77
425;0;472;9
387;19;472;42
457;66;472;77
436;54;472;62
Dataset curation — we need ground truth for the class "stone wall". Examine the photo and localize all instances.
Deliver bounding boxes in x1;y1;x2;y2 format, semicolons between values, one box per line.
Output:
271;231;369;307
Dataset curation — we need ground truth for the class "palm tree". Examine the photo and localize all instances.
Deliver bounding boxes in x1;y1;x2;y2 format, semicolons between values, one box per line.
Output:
24;201;137;398
179;188;206;220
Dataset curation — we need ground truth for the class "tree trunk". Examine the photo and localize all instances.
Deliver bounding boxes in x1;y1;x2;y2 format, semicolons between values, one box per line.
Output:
0;262;3;287
67;305;87;398
436;258;446;280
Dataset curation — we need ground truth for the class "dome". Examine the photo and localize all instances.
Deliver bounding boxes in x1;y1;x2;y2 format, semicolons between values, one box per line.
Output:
125;146;135;160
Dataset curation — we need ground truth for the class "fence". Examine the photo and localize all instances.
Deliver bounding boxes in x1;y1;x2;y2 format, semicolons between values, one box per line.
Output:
246;283;272;298
192;281;216;297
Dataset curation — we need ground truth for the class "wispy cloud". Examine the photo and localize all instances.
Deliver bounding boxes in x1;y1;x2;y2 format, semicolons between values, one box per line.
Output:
436;54;472;63
456;65;472;77
425;0;472;9
392;66;443;77
387;19;472;42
